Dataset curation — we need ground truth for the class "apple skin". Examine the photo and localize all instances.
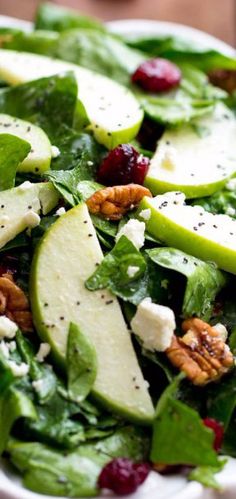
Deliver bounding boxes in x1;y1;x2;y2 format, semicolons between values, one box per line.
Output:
144;175;230;199
30;203;154;425
138;196;236;275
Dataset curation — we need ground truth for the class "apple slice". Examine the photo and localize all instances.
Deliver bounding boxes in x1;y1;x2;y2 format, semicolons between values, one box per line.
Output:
138;191;236;274
0;114;51;174
0;182;59;249
145;103;236;198
0;49;143;149
30;203;154;424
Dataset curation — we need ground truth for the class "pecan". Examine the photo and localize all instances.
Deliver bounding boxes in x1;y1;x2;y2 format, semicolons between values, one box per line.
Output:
86;184;152;220
166;318;234;385
208;69;236;94
0;273;33;332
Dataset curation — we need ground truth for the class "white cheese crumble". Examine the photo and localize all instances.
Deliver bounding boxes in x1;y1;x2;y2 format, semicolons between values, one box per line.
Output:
36;343;51;363
18;181;33;191
32;378;44;392
213;323;228;342
139;208;151;221
0;316;18;339
226;178;236;191
55;207;66;217
87;160;94;166
131;297;176;352
127;266;139;278
24;211;41;228
51;145;61;158
8;360;29;377
226;206;236;217
116;219;145;250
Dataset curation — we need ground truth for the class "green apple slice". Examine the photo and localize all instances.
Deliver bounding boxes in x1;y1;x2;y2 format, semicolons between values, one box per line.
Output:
0;182;59;249
30;202;154;424
0;114;51;174
138;191;236;274
0;49;143;149
145;103;236;198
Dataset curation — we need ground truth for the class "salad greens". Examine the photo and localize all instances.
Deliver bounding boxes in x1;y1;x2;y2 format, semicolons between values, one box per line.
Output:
0;2;236;497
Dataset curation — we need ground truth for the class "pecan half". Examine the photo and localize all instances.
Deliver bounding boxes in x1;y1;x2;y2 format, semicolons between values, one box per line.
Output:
166;318;234;385
0;273;33;332
86;184;152;220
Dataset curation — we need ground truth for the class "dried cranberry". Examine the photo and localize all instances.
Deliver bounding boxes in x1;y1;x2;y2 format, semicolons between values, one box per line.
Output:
97;144;149;186
203;418;224;451
132;58;181;93
98;458;150;495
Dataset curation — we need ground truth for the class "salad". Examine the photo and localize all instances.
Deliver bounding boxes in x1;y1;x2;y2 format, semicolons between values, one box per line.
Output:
0;2;236;497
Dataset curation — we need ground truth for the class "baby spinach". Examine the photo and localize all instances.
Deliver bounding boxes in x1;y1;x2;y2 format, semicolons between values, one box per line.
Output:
189;460;226;490
147;247;226;320
67;323;97;403
151;375;220;467
192;188;236;218
86;235;147;304
125;33;236;72
8;426;149;497
0;134;31;190
35;2;105;33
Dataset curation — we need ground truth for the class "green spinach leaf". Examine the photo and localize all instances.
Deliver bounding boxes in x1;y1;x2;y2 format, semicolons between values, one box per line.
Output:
147;247;226;320
189;460;226;490
0;134;31;190
35;2;105;32
151;375;220;466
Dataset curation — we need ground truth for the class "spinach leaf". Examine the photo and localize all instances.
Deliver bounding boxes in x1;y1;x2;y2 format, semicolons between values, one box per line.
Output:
35;2;105;32
3;30;59;56
189;460;226;490
150;375;220;467
45;163;102;206
8;426;149;497
139;64;226;126
125;34;236;72
0;387;36;454
50;125;106;172
0;72;78;136
147;248;226;321
55;29;144;86
67;323;97;403
0;134;31;190
192;188;236;218
86;235;147;304
206;368;236;429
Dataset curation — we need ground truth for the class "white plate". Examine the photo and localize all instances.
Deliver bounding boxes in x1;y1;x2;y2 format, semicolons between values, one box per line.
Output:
0;14;235;499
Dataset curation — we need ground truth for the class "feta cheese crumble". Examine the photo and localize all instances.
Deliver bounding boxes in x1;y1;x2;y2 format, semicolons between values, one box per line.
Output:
139;208;151;221
8;360;29;377
36;342;51;363
32;378;44;392
55;207;66;217
51;145;61;158
24;211;41;228
127;266;139;278
131;298;176;352
0;316;18;339
116;219;145;250
0;341;9;358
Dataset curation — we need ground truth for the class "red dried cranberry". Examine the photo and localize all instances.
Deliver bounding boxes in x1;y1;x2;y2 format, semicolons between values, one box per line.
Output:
97;144;149;186
132;58;181;93
98;458;150;495
203;417;224;451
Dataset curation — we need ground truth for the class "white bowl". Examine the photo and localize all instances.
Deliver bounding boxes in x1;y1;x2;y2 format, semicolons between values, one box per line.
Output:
0;14;235;499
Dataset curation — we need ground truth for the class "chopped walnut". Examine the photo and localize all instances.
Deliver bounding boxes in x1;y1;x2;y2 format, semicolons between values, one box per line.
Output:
0;273;33;332
166;318;234;385
86;184;152;220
